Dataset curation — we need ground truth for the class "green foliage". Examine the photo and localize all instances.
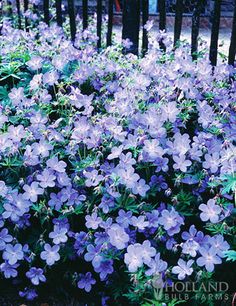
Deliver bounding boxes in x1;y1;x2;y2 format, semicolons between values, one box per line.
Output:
223;250;236;262
220;174;236;195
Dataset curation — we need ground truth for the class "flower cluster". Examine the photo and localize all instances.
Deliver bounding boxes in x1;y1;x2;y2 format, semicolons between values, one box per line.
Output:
0;15;235;305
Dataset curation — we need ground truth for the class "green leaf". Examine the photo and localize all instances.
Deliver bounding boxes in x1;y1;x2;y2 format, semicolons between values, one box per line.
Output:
223;250;236;262
221;174;236;194
0;86;9;99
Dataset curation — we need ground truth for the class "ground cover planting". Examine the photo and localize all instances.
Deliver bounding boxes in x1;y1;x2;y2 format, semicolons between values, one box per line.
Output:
0;16;236;305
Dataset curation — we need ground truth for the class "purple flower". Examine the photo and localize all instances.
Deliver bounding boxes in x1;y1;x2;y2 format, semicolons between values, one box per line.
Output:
117;166;140;189
2;244;24;265
19;288;38;301
122;38;133;48
131;216;149;231
31;140;53;158
57;172;71;187
146;210;159;228
208;235;230;257
143;139;165;162
94;259;114;280
74;231;88;255
46;156;67;173
26;267;46;285
116;210;132;228
161;101;179;123
77;272;96;292
203;152;220;173
0;262;19;278
199;199;222;223
107;146;123;160
0;181;8;197
27;56;43;70
182;240;199;257
181;225;197;241
181;225;205;244
166;237;177;250
171;133;191;156
84;244;103;268
23;182;44;202
40;244;60;266
0;228;13;250
37;169;56;188
85;212;102;230
49;226;68;244
3;193;31;222
43;71;59;85
141;240;156;264
196;247;222;272
8;87;24;105
124;244;143;273
107;224;129;250
98;196;115;214
158;208;184;236
173;155;192;172
84;170;104;187
145;253;168;276
150;175;168;191
48;192;62;211
172;259;194;280
154;157;169;172
132;179;150;197
94;232;108;246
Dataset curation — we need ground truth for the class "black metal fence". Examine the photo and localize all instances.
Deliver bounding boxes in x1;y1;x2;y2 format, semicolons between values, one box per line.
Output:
1;0;236;66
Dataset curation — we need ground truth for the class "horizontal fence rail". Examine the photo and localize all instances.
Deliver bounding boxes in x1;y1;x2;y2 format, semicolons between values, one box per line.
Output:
0;0;236;66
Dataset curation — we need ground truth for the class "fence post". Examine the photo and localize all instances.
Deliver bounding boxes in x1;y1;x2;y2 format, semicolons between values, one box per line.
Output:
191;0;202;59
142;0;149;55
228;0;236;66
56;0;62;26
67;0;76;41
174;0;183;46
24;0;29;31
82;0;88;30
107;0;113;46
44;0;50;25
16;0;22;29
209;0;221;66
159;0;166;30
158;0;166;51
97;0;102;49
122;0;140;55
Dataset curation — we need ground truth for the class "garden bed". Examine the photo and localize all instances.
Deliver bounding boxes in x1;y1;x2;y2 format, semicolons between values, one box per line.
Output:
0;17;236;306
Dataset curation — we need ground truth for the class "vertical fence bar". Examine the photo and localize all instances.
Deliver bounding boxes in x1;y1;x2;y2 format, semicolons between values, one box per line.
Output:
228;0;236;66
174;0;183;46
16;0;22;29
44;0;50;25
83;0;88;30
122;0;140;55
107;0;113;46
67;0;76;41
97;0;102;49
24;0;29;31
56;0;62;26
209;0;221;66
0;1;3;36
191;0;202;59
158;0;166;51
142;0;149;56
159;0;166;30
